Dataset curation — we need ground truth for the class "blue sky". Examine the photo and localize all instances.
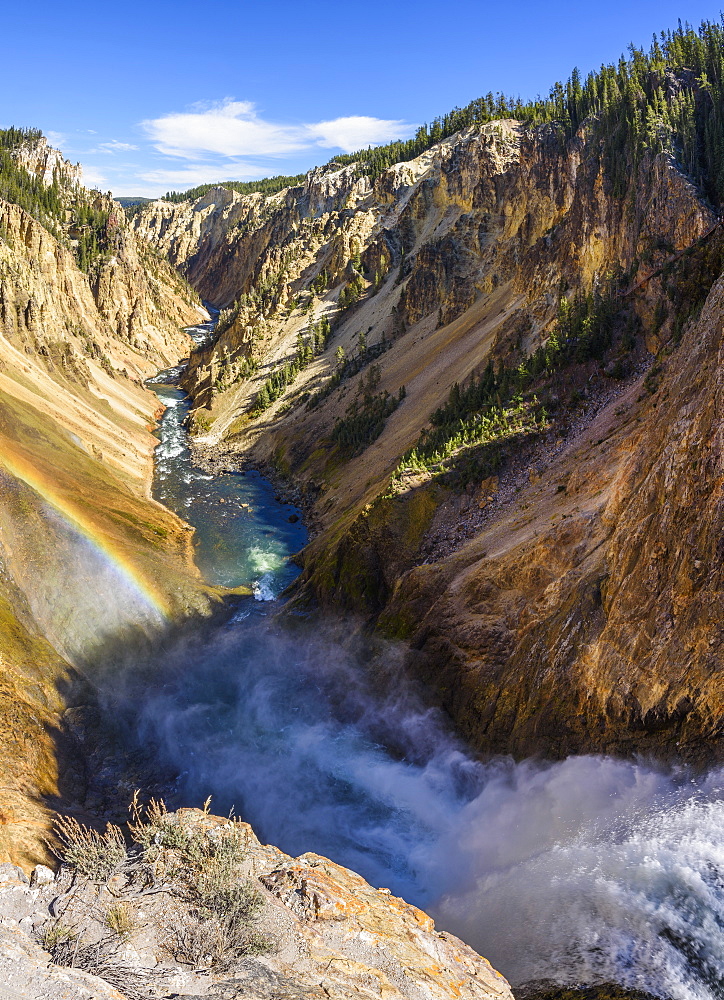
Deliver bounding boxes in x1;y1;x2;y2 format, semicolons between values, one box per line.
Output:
2;0;723;196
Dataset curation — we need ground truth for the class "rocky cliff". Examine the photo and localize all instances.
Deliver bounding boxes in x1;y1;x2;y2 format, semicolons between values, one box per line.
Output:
11;133;83;188
135;118;724;760
0;807;512;1000
0;140;213;867
376;269;724;760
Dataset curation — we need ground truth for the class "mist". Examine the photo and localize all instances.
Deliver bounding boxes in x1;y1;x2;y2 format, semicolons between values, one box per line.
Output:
0;492;165;664
98;608;724;1000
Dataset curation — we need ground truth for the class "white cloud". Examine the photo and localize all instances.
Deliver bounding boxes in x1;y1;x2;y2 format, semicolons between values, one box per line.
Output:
142;100;304;159
45;130;67;148
80;140;140;155
138;162;262;189
80;164;109;189
69;100;413;200
97;140;138;153
307;116;409;152
141;99;412;159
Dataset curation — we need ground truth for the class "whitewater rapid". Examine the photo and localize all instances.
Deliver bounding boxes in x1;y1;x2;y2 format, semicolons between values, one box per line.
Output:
148;323;306;598
125;328;724;1000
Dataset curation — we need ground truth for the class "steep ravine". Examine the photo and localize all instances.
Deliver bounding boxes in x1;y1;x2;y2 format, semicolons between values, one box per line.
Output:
0;166;517;996
135;118;723;760
377;274;724;761
72;364;724;1000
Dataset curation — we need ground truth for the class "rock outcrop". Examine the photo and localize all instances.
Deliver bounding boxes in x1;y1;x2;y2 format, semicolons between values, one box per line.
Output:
133;166;368;308
11;134;83;188
0;809;512;1000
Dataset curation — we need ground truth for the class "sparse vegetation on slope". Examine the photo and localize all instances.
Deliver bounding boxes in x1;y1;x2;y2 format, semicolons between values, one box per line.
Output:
391;224;724;492
306;337;392;411
394;286;620;484
251;315;333;414
331;365;405;458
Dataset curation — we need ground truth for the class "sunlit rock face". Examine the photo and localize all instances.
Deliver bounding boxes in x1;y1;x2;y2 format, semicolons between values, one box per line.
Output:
133;165;368;308
135;119;722;760
11;134;83;187
0;809;513;1000
135;121;710;404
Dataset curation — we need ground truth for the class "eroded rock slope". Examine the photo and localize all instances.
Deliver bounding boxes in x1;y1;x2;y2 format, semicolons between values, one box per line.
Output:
0;140;212;866
135;118;724;759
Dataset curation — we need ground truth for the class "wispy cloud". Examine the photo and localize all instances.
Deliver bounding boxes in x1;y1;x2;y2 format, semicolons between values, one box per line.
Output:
138;163;263;189
141;99;411;159
96;140;138;153
80;164;109;189
46;130;67;147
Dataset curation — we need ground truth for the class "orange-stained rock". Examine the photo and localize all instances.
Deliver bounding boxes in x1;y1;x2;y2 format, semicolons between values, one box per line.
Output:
0;809;513;1000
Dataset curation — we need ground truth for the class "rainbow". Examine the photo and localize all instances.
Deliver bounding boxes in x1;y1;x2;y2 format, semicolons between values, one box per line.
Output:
0;444;169;620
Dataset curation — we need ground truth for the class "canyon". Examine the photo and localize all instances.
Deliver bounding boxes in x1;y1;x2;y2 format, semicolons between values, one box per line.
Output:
134;117;723;762
1;52;724;999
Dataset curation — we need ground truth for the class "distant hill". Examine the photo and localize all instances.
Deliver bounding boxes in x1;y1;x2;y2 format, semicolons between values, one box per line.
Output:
162;173;306;203
116;195;153;207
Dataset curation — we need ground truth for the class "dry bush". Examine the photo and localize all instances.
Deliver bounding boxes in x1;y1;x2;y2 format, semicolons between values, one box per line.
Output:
52;816;128;882
37;920;169;1000
185;825;248;894
38;920;77;955
104;902;135;940
127;793;172;850
128;792;200;866
165;913;224;968
165;896;271;971
164;828;272;968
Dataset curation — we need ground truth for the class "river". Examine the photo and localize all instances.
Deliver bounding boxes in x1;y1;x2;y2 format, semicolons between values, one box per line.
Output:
147;320;307;599
117;322;724;1000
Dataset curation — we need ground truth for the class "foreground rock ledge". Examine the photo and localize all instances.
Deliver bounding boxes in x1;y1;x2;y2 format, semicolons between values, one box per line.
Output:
0;808;512;1000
